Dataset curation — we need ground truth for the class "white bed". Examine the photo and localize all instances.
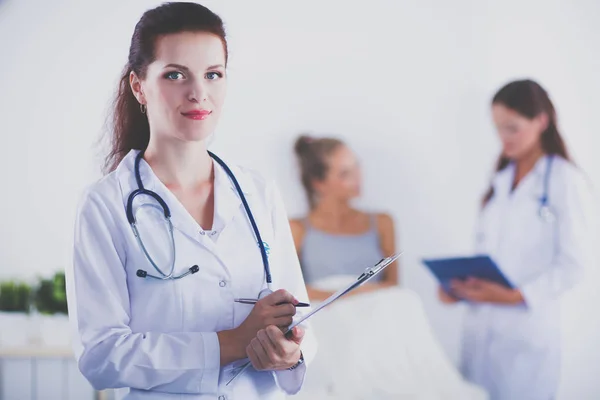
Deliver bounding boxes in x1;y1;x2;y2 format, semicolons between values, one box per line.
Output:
289;277;488;400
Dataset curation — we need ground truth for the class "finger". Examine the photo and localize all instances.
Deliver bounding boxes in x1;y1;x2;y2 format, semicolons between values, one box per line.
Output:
289;326;305;345
267;324;304;347
258;328;280;356
272;303;297;318
265;325;286;354
249;337;270;370
452;287;477;299
264;289;297;306
246;343;262;370
466;277;484;286
271;316;294;329
457;288;484;301
461;279;482;289
439;288;458;303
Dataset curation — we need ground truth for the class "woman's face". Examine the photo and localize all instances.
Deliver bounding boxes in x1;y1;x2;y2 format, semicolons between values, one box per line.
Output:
130;31;227;143
314;145;362;201
492;103;547;160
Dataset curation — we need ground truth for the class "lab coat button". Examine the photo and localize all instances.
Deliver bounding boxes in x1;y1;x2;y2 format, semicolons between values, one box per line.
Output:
219;280;226;287
219;396;226;400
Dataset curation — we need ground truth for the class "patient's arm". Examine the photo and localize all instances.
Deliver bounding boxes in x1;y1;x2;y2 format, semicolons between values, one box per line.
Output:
372;213;399;288
306;286;335;301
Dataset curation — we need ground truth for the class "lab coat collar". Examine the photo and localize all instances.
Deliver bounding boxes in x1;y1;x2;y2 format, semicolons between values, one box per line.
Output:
212;154;256;237
115;149;256;244
492;155;550;195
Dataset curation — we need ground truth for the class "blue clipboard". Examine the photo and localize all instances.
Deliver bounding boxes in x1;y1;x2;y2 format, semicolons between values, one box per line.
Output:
422;255;514;293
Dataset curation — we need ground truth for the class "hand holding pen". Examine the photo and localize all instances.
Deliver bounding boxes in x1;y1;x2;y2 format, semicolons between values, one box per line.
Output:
224;289;307;385
233;289;306;347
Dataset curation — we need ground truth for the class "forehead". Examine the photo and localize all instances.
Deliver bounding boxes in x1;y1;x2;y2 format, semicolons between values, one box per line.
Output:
492;104;527;123
328;146;356;167
152;31;226;70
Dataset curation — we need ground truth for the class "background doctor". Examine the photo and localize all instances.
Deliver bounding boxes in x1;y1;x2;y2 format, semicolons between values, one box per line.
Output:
439;79;591;400
66;3;315;399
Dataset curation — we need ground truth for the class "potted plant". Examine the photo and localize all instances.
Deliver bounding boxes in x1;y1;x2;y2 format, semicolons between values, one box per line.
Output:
34;271;67;315
33;271;70;347
0;280;33;346
0;281;31;312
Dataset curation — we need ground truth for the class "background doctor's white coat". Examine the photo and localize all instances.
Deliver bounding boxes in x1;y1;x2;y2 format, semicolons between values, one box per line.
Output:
0;0;599;398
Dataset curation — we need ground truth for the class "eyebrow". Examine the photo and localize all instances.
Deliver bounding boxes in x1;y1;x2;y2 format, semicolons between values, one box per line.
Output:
164;63;225;71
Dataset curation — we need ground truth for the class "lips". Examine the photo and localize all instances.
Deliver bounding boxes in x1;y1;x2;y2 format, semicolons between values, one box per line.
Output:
182;109;212;120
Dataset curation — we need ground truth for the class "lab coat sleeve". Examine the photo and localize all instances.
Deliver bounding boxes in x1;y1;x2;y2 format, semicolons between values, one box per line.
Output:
67;188;220;393
266;181;318;395
520;169;592;310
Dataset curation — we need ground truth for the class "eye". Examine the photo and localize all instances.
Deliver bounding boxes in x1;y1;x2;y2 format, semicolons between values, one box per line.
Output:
164;71;184;80
206;71;223;80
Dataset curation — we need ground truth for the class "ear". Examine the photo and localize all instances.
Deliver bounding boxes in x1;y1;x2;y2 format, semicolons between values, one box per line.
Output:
129;71;146;105
311;179;325;196
537;112;549;132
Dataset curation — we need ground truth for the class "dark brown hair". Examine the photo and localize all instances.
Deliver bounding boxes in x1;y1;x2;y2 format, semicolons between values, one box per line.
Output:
482;79;571;206
294;135;344;209
103;2;228;173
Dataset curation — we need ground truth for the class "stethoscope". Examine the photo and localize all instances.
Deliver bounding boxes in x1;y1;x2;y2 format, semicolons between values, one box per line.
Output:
126;150;272;294
538;155;554;223
477;155;556;244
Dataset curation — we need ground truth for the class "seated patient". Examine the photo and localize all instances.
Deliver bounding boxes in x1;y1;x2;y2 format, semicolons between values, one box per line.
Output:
286;135;488;400
289;135;399;301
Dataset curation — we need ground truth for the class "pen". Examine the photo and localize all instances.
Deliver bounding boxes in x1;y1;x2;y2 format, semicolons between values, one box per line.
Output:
234;298;310;307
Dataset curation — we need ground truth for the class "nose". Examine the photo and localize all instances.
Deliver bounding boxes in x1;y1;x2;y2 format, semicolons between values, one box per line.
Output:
188;79;207;103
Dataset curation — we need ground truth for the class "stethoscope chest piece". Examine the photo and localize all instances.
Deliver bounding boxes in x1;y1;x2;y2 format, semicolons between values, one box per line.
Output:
538;205;555;223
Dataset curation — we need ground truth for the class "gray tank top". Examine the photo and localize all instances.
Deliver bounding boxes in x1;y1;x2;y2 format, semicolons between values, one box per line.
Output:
299;215;385;285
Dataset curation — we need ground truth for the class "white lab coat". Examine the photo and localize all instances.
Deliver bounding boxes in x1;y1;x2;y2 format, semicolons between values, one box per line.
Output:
462;155;591;400
66;149;317;400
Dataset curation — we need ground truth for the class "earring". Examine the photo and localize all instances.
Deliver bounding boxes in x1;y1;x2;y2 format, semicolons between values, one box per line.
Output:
140;103;146;114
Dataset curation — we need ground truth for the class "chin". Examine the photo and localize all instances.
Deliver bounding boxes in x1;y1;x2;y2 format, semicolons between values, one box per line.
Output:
177;127;214;143
502;149;518;160
347;191;360;200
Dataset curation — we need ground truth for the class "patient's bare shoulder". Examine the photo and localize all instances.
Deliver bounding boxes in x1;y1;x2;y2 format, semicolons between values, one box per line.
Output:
375;212;395;236
289;218;306;252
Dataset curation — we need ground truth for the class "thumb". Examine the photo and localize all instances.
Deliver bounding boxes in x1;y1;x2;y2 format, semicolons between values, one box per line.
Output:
290;326;305;344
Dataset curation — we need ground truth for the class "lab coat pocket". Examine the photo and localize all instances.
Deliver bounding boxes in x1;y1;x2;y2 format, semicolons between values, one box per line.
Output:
490;306;549;346
511;195;556;259
126;263;181;332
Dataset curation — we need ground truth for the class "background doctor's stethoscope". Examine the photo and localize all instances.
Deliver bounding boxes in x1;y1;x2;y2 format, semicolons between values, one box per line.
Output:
475;154;556;246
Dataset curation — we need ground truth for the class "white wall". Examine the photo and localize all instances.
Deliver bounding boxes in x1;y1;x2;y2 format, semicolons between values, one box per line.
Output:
1;0;599;397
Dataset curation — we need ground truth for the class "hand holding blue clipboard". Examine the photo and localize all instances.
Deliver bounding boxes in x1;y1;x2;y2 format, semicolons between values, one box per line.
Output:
422;255;514;295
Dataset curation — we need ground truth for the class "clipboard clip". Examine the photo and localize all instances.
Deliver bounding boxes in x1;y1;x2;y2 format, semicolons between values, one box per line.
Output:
357;253;401;281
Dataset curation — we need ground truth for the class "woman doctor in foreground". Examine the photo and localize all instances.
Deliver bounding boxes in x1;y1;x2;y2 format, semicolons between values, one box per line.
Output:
440;79;592;400
66;3;315;399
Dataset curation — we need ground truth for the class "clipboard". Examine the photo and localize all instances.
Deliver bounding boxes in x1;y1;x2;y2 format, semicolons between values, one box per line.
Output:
226;251;403;385
422;255;514;293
